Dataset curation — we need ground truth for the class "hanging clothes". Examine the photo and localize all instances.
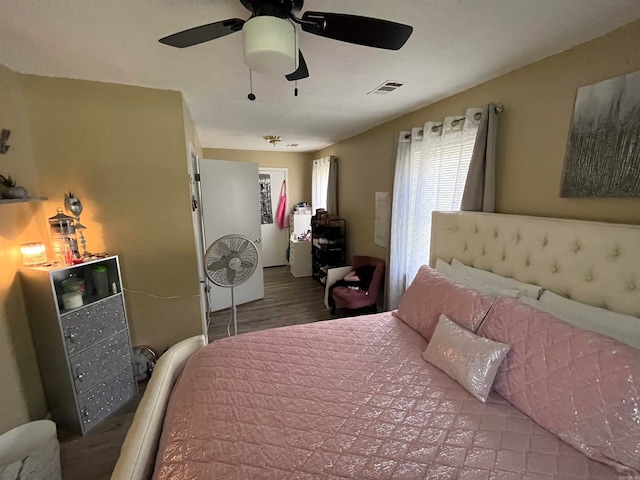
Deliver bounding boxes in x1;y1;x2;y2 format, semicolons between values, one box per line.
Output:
259;173;274;224
276;179;289;230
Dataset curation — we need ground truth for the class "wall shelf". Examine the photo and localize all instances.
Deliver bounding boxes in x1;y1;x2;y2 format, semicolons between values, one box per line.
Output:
0;196;48;205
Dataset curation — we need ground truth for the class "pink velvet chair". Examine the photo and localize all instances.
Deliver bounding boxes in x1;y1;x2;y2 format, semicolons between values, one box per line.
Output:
329;256;385;314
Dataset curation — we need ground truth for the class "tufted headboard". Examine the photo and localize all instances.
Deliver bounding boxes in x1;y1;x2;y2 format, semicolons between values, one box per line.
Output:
430;211;640;318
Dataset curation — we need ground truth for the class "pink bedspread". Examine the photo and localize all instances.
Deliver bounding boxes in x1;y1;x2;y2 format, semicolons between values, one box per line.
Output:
154;313;620;479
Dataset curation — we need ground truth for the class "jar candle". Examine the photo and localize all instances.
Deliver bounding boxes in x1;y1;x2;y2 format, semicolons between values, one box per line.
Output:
20;242;47;266
62;292;83;309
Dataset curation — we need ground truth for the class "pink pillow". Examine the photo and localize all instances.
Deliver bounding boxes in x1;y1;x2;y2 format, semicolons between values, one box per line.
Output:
423;314;510;402
393;265;495;341
478;296;640;476
344;271;359;282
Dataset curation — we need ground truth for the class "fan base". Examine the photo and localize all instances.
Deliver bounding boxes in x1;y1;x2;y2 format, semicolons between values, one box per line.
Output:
240;0;303;18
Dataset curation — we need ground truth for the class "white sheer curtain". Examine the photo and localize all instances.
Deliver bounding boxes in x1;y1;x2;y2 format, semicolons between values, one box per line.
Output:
387;128;418;309
388;108;482;309
312;156;337;214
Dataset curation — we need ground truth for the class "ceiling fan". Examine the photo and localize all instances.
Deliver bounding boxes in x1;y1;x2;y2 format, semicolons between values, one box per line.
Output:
159;0;413;82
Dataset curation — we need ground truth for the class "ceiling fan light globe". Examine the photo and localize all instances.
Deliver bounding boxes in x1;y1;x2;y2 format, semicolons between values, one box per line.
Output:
243;16;296;74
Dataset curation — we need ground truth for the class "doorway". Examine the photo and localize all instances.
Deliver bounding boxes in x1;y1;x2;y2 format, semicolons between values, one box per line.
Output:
259;167;289;268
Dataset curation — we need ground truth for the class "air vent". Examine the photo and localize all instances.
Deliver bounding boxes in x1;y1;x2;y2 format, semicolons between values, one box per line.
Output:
286;143;299;147
368;80;405;95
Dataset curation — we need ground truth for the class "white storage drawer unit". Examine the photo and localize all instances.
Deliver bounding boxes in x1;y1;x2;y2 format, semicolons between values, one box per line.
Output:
20;255;137;435
289;240;312;278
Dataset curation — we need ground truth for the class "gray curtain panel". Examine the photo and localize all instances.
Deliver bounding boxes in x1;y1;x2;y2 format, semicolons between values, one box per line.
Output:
461;103;497;212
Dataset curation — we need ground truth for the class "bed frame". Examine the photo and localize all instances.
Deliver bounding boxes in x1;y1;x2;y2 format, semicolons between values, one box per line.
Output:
112;212;640;480
111;335;205;480
430;211;640;317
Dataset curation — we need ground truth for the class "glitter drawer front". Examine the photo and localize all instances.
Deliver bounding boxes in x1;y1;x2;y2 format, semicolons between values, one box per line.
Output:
69;330;133;396
61;294;127;356
19;256;137;435
77;368;137;431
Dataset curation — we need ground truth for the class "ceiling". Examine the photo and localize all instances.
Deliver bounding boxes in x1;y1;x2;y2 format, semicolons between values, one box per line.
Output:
2;1;640;152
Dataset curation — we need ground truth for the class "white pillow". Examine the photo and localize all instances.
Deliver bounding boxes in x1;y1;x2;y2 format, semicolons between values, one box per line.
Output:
450;258;544;299
423;314;510;402
435;259;524;298
521;293;640;349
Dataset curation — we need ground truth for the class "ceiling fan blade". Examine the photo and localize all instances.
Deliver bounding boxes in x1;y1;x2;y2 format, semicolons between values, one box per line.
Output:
301;11;412;50
159;18;245;48
286;50;309;81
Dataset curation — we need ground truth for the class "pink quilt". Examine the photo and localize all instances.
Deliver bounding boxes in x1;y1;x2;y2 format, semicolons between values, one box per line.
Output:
154;313;621;479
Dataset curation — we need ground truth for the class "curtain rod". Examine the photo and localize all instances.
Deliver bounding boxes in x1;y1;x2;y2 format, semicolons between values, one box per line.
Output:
404;103;504;139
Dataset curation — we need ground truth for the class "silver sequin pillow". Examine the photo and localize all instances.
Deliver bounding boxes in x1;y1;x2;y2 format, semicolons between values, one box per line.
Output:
422;314;510;402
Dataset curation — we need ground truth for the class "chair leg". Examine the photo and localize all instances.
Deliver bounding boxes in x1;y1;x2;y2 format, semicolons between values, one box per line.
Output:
331;305;336;315
370;304;377;313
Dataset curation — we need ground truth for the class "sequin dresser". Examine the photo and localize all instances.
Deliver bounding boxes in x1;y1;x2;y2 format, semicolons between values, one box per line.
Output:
21;256;137;435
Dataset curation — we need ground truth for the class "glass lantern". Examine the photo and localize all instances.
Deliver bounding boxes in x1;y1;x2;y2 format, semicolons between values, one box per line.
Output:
48;208;80;265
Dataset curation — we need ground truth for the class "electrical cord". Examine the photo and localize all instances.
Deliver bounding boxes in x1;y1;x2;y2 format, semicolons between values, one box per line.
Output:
123;285;222;337
122;287;202;300
124;284;225;340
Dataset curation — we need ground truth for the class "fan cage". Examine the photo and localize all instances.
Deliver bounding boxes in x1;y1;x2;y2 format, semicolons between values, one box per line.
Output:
204;234;259;287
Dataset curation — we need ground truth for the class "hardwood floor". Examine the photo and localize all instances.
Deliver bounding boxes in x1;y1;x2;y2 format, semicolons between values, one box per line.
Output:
208;265;334;340
59;390;143;480
59;266;336;479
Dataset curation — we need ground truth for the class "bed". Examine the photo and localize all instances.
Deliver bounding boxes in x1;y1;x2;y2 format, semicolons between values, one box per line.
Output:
111;212;640;480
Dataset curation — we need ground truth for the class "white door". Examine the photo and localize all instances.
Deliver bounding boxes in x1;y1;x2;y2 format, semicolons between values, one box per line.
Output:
198;159;264;312
259;168;289;268
187;146;209;339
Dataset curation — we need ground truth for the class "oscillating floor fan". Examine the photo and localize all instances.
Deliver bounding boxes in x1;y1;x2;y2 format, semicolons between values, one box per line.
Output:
204;234;259;336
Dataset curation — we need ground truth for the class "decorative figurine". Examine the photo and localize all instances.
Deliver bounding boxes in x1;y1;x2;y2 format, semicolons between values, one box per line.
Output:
0;174;28;199
64;192;90;257
48;208;80;264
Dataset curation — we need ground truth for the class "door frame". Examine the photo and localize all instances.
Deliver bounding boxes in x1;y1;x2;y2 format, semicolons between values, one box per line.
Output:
187;143;209;342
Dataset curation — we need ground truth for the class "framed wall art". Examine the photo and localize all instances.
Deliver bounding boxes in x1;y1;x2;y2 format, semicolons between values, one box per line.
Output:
561;70;640;198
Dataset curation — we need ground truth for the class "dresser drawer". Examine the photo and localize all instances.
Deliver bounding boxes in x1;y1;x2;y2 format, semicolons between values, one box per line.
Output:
69;330;132;396
77;368;136;433
61;295;126;356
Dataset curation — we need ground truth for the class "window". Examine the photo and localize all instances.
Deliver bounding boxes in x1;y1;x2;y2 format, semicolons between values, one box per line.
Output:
388;109;482;308
311;156;337;214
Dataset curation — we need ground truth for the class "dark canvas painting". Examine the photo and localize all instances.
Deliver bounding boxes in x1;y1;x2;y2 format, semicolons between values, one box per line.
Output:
259;174;274;224
561;70;640;198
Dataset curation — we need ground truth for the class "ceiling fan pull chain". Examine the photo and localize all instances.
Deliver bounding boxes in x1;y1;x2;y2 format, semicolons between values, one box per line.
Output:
294;28;299;97
247;69;256;101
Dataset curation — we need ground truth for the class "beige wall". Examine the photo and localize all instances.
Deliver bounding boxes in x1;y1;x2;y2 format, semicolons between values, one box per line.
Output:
316;21;640;258
21;76;203;353
203;148;313;207
314;135;395;261
0;64;47;433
